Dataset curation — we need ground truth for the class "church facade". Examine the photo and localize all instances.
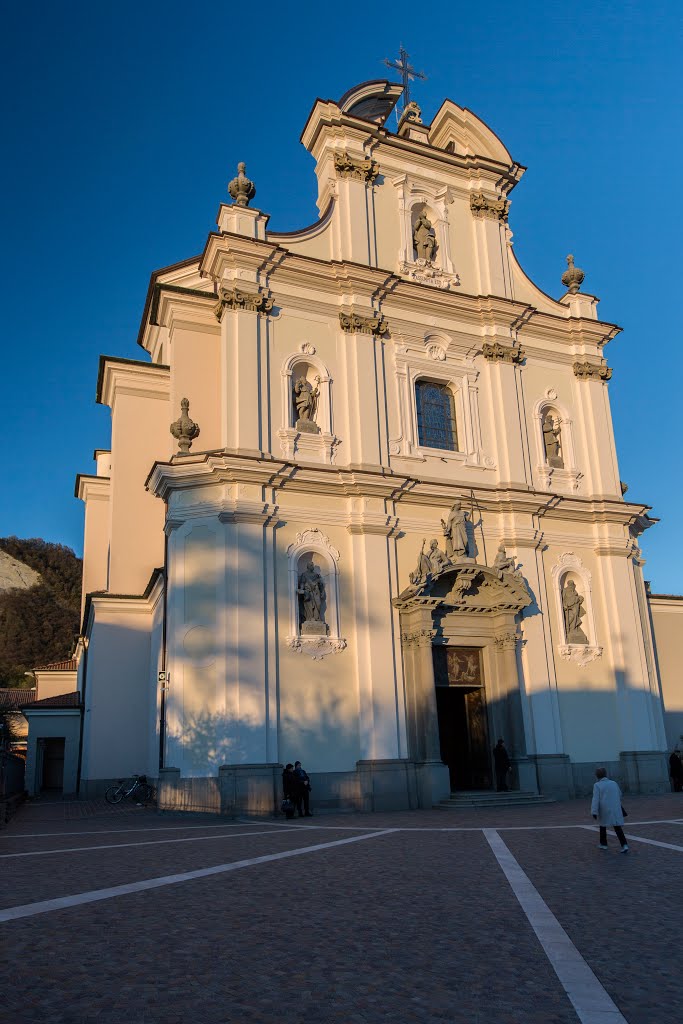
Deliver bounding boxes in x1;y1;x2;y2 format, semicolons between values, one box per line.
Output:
71;79;671;812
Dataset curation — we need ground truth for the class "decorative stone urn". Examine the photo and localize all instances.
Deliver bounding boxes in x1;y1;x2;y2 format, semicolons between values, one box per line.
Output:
228;162;256;207
170;398;200;454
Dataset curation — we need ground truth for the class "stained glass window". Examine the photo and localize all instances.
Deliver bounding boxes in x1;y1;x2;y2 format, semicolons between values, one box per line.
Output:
416;381;458;451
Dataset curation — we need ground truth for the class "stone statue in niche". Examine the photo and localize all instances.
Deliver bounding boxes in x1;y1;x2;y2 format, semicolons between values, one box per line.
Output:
542;411;563;468
293;376;320;434
562;579;588;644
298;561;328;636
441;502;470;559
412;212;437;262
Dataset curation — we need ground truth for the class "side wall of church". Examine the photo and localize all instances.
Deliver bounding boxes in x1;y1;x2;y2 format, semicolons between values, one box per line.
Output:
649;596;683;752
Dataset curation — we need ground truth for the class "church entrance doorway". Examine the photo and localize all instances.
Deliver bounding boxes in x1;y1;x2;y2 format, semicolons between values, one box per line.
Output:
433;647;492;791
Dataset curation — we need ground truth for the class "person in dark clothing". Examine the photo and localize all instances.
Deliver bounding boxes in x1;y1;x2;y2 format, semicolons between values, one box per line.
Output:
493;739;511;792
293;760;313;817
282;764;296;819
669;750;683;792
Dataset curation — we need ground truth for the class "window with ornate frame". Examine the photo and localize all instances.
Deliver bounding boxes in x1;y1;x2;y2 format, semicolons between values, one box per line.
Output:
415;380;458;452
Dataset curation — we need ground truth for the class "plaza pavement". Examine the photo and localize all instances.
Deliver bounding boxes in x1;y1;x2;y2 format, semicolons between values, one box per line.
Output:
1;794;682;1024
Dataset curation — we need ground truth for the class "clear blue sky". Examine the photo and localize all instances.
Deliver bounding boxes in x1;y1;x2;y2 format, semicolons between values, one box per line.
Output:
1;1;681;592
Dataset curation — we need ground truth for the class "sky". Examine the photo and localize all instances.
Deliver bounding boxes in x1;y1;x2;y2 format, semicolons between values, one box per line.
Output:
1;0;681;592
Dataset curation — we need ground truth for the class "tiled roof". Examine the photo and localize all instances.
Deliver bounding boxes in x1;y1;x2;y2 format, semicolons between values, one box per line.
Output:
0;689;37;710
23;691;81;709
31;659;78;672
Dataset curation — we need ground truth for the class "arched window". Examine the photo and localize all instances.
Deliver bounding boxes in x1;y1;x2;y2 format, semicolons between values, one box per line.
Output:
416;381;458;451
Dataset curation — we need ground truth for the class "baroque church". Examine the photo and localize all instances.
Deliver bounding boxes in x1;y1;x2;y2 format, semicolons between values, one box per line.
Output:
24;78;682;810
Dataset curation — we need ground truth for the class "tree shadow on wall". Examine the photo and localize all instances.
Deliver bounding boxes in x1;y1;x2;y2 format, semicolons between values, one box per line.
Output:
167;710;262;774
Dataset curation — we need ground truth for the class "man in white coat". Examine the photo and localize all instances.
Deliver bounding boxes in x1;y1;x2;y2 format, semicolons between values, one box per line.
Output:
591;767;629;852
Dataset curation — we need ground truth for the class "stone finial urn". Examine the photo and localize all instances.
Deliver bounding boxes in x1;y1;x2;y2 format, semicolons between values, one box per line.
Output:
561;254;585;294
170;398;200;455
228;162;256;207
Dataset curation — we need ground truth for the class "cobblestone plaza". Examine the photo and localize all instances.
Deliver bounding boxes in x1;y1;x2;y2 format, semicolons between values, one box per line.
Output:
2;795;682;1023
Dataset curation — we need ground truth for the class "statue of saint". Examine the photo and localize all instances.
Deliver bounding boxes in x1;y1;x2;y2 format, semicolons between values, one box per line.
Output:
542;412;563;468
409;539;432;584
428;539;450;574
412;212;437;262
493;543;515;576
562;579;588;644
293;376;319;425
441;502;470;559
298;561;325;626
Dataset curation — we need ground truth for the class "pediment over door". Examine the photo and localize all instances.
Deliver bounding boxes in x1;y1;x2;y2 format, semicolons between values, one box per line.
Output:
393;561;532;616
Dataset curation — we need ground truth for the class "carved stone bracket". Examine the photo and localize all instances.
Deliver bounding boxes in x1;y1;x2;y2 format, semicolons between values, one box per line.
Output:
483;342;525;364
214;287;274;321
339;312;389;336
573;361;612;382
401;628;437;649
286;636;347;660
334;152;380;183
470;193;510;222
558;643;603;667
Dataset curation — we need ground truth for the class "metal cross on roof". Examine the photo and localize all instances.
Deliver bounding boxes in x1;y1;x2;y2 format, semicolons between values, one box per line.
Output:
383;46;426;110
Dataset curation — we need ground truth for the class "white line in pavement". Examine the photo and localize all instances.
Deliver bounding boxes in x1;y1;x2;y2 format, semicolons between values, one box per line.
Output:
580;826;683;853
484;829;627;1024
0;828;301;859
2;815;679;839
0;821;279;840
253;817;683;833
0;829;397;922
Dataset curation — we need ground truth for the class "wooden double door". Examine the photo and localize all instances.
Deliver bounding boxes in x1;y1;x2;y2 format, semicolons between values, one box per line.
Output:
433;647;492;791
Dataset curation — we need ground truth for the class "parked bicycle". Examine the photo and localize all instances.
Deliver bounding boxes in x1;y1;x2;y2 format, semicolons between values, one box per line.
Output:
105;774;155;805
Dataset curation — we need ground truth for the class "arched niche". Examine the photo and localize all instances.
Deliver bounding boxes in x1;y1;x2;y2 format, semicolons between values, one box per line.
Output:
392;174;459;288
278;348;339;465
285;528;346;659
532;393;581;492
551;552;602;666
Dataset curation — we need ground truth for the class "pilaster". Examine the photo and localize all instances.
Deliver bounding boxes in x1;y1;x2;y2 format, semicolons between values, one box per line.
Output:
338;312;390;467
349;525;405;762
219;295;272;453
399;606;441;761
484;354;529;487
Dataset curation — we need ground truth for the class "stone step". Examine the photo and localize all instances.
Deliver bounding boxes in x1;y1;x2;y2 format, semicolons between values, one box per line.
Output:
436;790;555;809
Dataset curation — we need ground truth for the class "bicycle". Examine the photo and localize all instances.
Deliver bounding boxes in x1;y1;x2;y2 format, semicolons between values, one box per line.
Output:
105;774;155;805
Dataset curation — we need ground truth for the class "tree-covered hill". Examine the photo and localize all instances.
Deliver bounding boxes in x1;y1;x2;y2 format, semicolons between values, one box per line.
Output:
0;538;82;686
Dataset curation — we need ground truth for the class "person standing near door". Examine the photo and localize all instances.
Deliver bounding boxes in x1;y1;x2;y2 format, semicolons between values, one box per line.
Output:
493;739;511;792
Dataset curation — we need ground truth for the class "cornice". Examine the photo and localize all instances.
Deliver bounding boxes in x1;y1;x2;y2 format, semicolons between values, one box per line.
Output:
96;356;170;408
152;285;219;335
300;102;523;191
74;474;110;502
199;231;284;284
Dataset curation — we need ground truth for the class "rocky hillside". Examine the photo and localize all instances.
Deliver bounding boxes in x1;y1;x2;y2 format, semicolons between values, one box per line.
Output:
0;538;82;687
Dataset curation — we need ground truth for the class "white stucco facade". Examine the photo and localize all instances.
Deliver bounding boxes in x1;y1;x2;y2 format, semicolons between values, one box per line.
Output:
71;80;677;810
